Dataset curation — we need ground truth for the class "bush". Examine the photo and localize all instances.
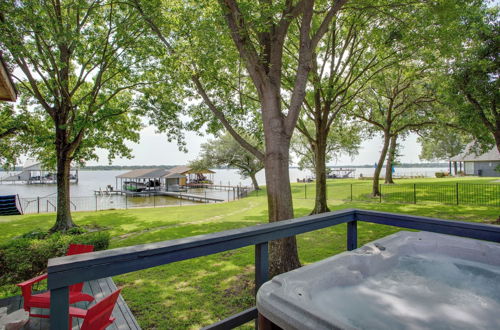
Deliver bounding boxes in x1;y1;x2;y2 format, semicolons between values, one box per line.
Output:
435;172;446;178
0;230;110;288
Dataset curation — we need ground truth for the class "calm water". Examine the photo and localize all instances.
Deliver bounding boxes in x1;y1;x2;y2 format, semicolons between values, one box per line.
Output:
0;167;446;198
0;167;446;213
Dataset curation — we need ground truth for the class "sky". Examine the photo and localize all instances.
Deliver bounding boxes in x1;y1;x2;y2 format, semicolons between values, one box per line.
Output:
88;127;424;167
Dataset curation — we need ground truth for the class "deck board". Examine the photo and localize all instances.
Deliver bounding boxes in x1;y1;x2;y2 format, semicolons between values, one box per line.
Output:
0;278;140;330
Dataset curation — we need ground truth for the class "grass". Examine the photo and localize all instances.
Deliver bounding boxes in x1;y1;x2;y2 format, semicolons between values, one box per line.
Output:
0;177;499;329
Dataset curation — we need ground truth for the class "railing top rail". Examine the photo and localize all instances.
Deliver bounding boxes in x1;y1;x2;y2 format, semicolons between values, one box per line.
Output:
355;209;500;231
47;208;356;289
47;208;500;290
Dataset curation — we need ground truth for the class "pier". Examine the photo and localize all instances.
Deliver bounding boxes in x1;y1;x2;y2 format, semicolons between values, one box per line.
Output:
94;189;224;203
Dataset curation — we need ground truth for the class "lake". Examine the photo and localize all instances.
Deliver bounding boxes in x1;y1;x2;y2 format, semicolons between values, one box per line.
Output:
0;167;447;198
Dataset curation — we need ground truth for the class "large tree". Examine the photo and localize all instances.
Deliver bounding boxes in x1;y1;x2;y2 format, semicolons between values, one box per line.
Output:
291;117;361;181
290;5;403;213
354;67;436;196
0;0;148;231
192;132;264;190
418;126;468;173
131;0;349;275
446;8;499;152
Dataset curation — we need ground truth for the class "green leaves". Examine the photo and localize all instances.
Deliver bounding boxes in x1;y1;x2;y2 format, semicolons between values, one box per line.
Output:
0;0;154;166
192;132;264;180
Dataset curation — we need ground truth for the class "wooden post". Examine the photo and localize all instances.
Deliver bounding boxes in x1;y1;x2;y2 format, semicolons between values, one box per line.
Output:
255;243;269;291
347;221;357;251
255;242;269;330
95;195;98;211
50;286;69;330
350;184;353;202
37;196;40;214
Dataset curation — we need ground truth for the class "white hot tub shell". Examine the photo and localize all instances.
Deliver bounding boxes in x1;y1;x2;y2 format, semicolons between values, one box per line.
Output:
256;231;500;330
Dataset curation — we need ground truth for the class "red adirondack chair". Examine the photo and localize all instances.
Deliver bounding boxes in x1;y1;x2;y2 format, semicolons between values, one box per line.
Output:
17;244;95;318
69;289;121;330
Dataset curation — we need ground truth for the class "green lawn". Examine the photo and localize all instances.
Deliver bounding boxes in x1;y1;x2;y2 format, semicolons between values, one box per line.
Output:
0;177;499;329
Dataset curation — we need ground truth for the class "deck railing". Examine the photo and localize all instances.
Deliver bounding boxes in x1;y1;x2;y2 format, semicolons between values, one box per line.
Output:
47;209;500;330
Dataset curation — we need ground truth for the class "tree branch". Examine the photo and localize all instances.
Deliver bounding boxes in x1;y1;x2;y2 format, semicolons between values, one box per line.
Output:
192;75;265;161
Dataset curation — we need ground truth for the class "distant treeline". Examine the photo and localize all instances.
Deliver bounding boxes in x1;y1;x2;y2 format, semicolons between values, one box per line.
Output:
80;165;235;171
1;163;448;172
81;165;177;171
79;163;447;171
327;163;448;168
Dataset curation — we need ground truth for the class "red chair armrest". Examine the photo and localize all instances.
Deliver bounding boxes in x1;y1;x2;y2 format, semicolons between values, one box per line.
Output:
17;273;48;288
69;306;87;319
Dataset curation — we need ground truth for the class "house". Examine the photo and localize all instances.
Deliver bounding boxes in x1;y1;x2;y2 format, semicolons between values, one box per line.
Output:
450;146;500;177
0;54;16;102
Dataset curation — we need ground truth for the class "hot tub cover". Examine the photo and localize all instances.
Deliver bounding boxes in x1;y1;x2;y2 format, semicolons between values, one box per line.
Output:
257;231;500;330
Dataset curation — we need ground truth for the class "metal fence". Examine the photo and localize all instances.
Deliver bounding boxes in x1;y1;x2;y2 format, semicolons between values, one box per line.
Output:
298;182;500;207
18;186;253;214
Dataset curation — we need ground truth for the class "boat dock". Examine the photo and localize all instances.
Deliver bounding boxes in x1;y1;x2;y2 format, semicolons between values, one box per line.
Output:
327;168;356;179
95;189;224;203
184;183;252;192
159;191;224;203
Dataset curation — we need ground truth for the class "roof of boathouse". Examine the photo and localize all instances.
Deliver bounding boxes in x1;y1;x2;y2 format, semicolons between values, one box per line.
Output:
116;168;186;179
169;165;215;175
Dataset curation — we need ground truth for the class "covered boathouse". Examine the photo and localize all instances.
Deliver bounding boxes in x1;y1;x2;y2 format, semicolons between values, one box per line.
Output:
115;168;186;192
168;165;215;186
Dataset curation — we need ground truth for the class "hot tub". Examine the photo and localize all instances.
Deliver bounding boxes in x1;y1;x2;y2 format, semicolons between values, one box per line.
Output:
256;231;500;330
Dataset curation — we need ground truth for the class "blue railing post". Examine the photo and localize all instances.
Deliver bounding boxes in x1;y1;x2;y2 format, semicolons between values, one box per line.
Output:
255;242;269;330
347;221;357;251
255;242;269;291
50;286;69;330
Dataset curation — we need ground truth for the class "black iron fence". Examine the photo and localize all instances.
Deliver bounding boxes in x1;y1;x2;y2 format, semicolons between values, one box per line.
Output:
369;183;500;207
298;182;500;207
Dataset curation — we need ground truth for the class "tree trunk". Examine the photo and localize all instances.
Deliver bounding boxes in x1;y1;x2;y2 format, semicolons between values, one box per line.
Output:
262;94;301;277
384;135;397;184
265;137;301;276
250;173;260;190
50;141;77;232
265;142;301;276
311;133;329;214
494;130;500;154
373;132;391;196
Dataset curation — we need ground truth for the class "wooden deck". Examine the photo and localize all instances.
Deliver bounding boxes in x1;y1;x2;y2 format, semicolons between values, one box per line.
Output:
0;277;140;330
